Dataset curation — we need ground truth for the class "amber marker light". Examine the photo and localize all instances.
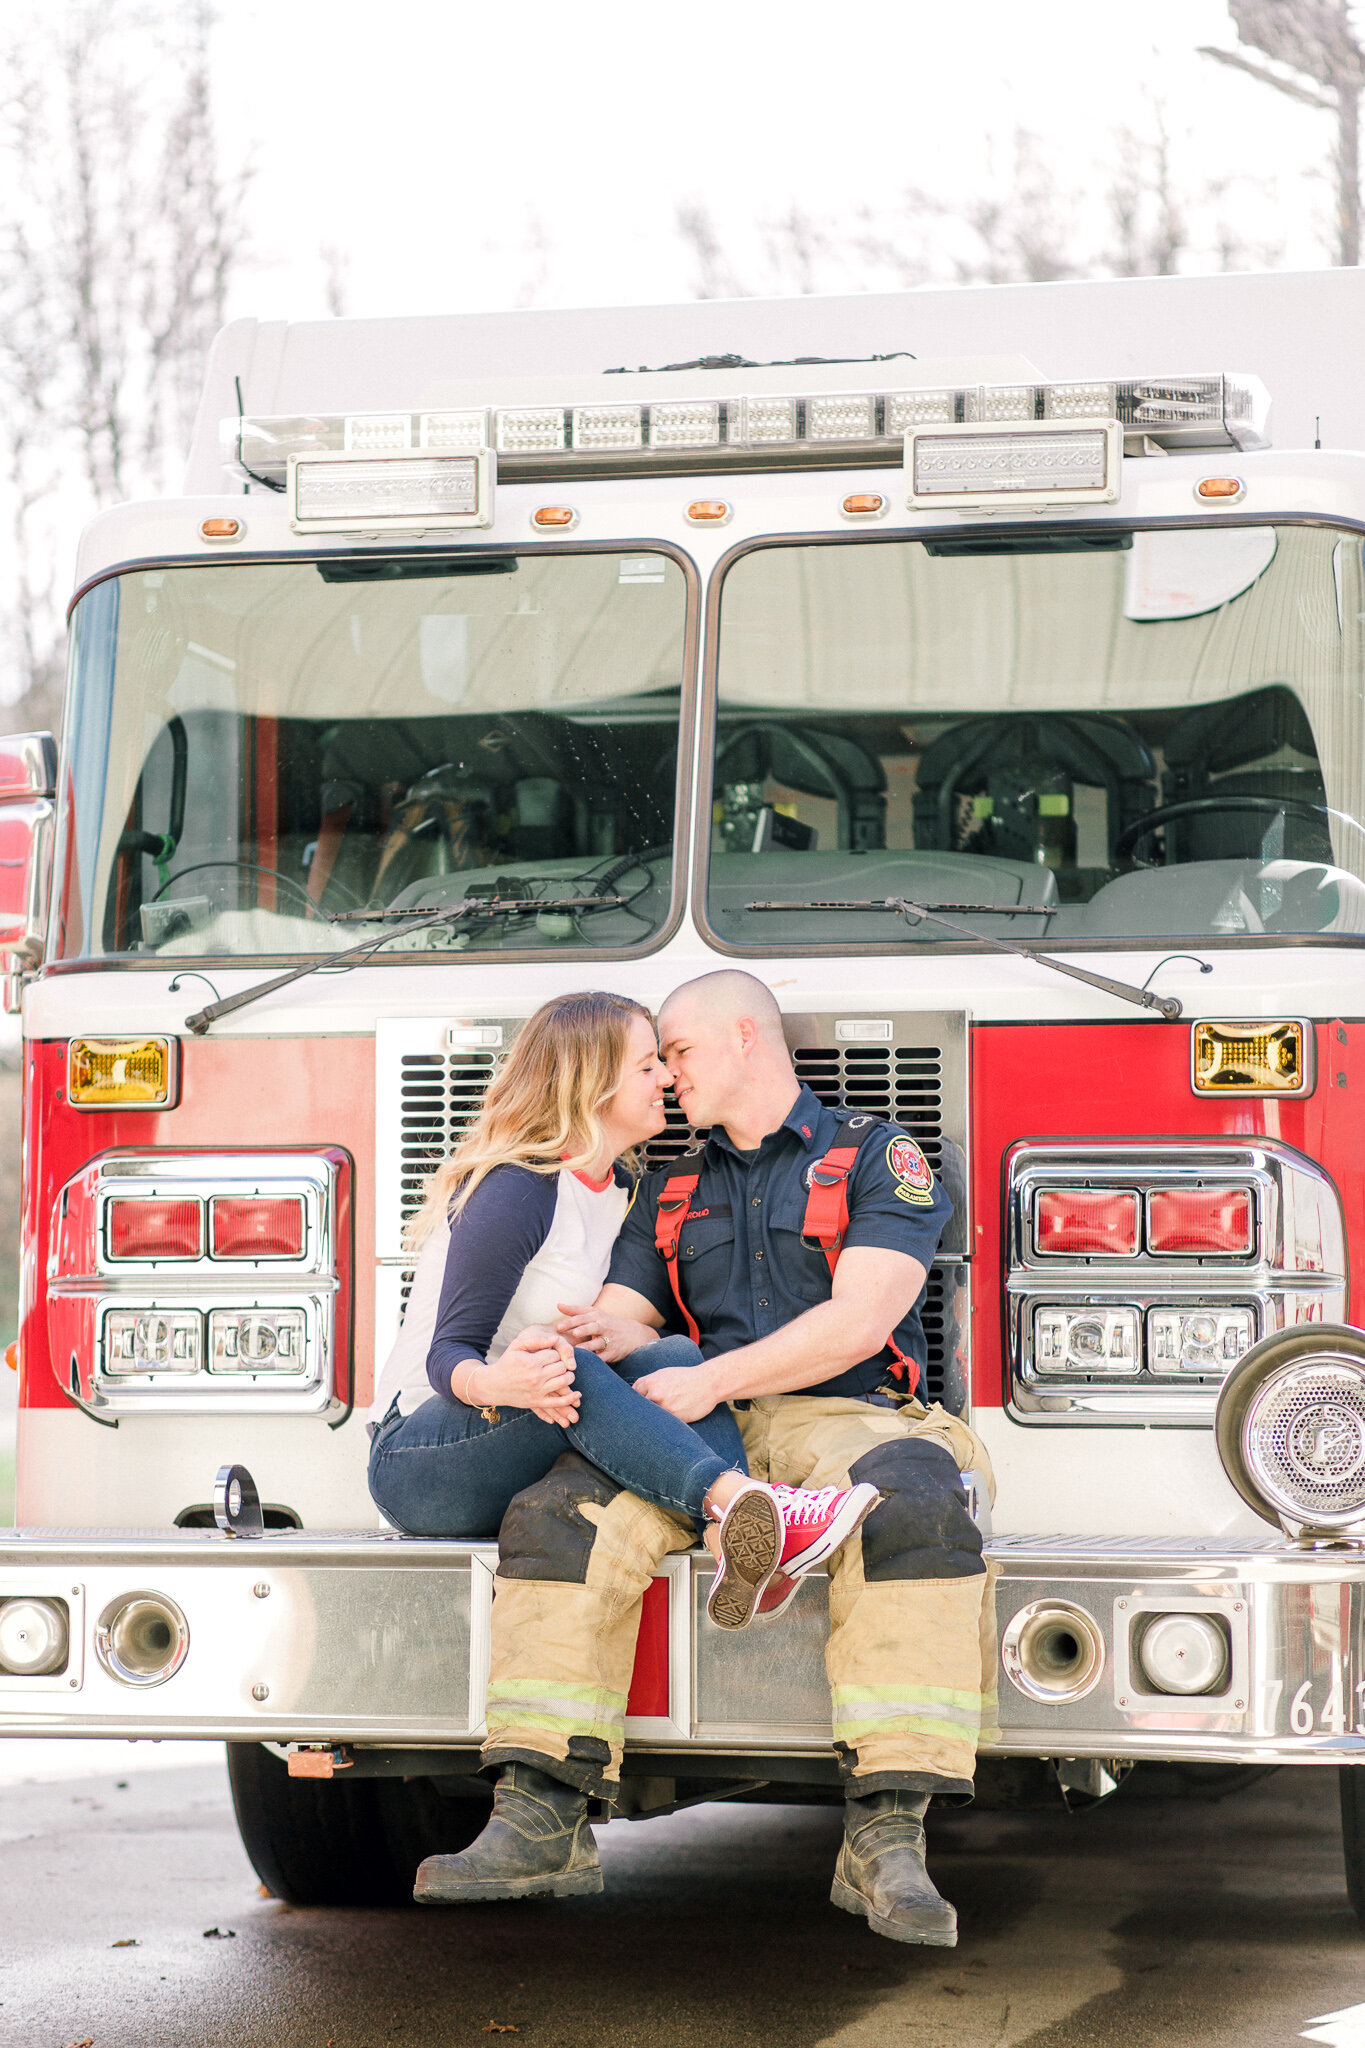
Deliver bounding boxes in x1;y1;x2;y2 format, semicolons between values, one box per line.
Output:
1195;476;1244;502
532;506;577;530
68;1036;177;1109
841;492;887;519
1192;1019;1309;1096
200;516;244;541
685;500;732;525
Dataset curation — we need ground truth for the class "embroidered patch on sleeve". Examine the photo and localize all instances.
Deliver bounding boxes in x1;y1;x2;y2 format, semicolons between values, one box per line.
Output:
886;1134;935;1206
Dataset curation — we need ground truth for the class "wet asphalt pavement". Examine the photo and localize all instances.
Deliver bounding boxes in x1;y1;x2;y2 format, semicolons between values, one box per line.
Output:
0;1758;1363;2048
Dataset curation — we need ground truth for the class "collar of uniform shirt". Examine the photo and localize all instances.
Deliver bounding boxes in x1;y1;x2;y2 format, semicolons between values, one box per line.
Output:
702;1083;827;1160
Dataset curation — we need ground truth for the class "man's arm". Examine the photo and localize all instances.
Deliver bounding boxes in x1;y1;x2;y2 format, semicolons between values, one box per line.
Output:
633;1245;925;1422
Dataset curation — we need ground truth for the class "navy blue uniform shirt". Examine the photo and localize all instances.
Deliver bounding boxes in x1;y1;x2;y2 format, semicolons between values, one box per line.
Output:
606;1084;953;1399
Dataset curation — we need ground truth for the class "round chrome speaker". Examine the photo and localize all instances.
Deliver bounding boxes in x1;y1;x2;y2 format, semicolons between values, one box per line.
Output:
1002;1600;1106;1703
0;1597;68;1676
94;1591;189;1687
1216;1324;1365;1533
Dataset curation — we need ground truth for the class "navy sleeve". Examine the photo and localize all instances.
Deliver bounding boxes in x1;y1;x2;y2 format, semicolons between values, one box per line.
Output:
843;1125;953;1269
604;1173;675;1317
426;1165;558;1402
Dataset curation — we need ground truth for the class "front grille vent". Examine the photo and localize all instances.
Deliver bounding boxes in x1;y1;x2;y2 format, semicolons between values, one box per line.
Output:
793;1044;945;1175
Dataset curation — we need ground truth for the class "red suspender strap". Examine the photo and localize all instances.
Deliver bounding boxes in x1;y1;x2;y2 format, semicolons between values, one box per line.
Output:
800;1128;920;1392
654;1173;702;1345
800;1146;860;1280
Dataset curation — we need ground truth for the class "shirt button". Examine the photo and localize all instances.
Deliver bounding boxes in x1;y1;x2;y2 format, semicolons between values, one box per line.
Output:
684;1245;695;1257
751;1196;761;1207
754;1249;764;1261
758;1297;769;1308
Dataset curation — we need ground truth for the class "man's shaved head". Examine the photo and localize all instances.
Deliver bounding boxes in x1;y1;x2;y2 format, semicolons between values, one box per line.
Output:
659;970;786;1050
657;971;797;1142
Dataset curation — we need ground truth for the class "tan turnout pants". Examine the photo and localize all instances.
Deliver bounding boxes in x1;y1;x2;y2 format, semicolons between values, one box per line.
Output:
481;1394;997;1799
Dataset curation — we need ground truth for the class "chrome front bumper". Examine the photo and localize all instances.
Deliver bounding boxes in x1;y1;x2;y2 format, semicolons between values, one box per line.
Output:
0;1529;1362;1768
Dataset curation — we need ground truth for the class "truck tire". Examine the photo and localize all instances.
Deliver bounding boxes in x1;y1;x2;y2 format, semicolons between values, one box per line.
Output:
1341;1767;1365;1926
226;1742;487;1906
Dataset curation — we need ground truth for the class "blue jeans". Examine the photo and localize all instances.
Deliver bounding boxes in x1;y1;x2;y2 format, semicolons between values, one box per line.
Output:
367;1336;746;1538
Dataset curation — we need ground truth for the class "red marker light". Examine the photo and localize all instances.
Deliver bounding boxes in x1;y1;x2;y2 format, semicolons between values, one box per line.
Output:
1147;1187;1253;1256
1035;1189;1139;1258
107;1198;203;1261
211;1197;305;1259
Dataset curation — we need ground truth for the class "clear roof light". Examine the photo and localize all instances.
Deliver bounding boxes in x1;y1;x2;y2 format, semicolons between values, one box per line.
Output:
907;423;1118;507
496;407;566;453
344;413;411;452
806;394;876;441
650;398;721;448
420;410;488;451
1044;382;1117;420
969;384;1036;423
885;390;956;431
742;395;798;444
291;451;492;530
572;404;643;451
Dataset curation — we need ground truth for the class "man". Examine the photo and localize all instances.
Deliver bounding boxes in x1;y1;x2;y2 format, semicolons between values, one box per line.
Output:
416;970;994;1946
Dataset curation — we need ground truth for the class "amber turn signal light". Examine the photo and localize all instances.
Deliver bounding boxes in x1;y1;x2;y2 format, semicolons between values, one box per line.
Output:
68;1036;176;1109
199;516;244;541
1192;1019;1309;1096
841;492;887;519
531;506;577;529
1195;477;1244;502
685;500;732;524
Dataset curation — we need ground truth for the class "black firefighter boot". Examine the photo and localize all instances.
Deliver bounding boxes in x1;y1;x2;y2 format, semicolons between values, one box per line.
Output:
830;1789;958;1946
413;1763;603;1903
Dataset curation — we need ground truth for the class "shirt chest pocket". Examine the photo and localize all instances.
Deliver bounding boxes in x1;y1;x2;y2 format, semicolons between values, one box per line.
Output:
677;1210;735;1291
769;1188;837;1306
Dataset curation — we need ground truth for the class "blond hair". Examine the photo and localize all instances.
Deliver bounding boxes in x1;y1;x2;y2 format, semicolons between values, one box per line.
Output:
405;990;654;1249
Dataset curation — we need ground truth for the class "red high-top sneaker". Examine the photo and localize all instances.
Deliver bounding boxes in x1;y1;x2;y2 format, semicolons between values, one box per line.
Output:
754;1483;882;1622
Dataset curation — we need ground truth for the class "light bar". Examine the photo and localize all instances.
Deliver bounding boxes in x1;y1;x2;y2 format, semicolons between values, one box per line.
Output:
906;419;1120;509
227;373;1268;488
289;450;493;533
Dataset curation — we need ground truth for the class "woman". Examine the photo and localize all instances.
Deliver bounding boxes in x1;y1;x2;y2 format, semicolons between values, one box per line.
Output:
368;991;874;1630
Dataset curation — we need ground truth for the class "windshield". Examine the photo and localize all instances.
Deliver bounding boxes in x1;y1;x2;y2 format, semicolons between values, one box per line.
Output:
709;523;1365;948
55;550;689;961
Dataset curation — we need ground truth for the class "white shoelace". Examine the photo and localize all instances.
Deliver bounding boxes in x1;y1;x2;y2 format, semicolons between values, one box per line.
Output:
773;1484;843;1528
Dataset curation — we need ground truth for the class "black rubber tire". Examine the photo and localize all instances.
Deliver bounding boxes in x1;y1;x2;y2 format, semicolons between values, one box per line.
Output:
1341;1767;1365;1926
226;1742;487;1907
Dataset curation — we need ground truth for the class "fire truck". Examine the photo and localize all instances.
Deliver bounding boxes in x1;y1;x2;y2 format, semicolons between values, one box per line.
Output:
5;268;1365;1912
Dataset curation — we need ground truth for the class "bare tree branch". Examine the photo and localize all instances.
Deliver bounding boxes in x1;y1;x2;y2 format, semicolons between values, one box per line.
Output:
1199;43;1335;108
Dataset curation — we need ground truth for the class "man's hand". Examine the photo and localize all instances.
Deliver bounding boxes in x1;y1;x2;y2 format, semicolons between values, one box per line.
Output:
634;1361;724;1423
556;1301;659;1363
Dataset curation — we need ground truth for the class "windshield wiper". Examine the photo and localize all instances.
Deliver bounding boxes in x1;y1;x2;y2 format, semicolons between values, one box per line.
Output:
746;897;1182;1021
182;896;625;1036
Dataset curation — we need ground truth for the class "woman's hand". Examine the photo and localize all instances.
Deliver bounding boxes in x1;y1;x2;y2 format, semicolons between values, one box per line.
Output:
556;1301;659;1363
465;1331;581;1427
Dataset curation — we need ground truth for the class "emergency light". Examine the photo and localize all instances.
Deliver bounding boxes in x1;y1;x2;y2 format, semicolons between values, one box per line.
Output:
288;449;494;534
229;372;1269;491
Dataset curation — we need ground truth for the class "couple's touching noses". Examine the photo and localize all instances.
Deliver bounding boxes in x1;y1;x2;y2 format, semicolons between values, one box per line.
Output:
368;970;994;1947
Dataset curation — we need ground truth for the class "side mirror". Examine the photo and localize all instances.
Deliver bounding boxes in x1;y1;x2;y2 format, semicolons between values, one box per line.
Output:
0;732;58;977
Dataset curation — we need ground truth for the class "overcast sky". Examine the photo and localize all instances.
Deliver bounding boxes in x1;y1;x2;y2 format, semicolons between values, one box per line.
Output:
214;0;1341;322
